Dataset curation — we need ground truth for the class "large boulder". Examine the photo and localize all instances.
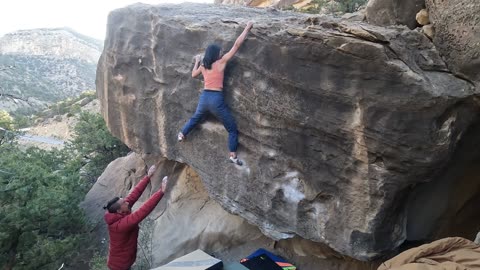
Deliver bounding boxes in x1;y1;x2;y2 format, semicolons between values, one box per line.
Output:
96;3;480;260
425;0;480;84
365;0;424;29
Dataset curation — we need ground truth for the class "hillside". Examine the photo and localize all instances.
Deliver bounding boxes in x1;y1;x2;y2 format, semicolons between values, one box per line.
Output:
17;97;101;150
0;28;102;113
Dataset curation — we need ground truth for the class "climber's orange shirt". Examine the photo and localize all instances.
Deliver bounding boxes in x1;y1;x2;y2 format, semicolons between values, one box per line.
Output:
202;61;224;90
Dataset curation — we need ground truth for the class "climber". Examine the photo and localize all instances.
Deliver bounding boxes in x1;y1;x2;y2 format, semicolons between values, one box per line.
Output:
103;164;168;270
177;21;254;166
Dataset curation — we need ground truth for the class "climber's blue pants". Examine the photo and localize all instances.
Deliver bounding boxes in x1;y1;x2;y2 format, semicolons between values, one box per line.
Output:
182;90;239;152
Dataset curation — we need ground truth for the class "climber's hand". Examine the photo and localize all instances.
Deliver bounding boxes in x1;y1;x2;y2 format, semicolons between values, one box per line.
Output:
194;54;202;62
147;165;156;177
161;176;168;192
246;21;254;31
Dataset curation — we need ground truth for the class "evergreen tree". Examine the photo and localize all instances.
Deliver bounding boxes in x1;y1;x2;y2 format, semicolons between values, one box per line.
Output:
67;112;130;182
0;110;13;130
0;108;130;269
0;110;15;145
0;145;87;269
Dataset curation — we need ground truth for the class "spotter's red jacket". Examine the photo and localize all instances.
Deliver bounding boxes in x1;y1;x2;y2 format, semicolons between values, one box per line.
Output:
104;175;164;270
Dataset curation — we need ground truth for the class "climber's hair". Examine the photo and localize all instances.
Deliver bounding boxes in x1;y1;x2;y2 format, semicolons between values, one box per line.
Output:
104;197;121;213
203;44;221;70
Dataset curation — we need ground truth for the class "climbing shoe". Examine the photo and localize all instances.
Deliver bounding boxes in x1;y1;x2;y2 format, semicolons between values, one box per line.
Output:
229;156;243;166
177;132;185;142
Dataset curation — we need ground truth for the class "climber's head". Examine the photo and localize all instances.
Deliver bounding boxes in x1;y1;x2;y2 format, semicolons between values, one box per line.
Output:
203;44;221;70
104;197;130;214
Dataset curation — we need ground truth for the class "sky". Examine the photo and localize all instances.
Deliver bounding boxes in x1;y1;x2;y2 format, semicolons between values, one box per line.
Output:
0;0;212;40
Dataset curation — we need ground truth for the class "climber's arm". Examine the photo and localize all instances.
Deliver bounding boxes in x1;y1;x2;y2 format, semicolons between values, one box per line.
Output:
112;190;164;232
192;55;202;78
124;175;150;206
220;21;253;63
124;165;156;206
112;176;168;232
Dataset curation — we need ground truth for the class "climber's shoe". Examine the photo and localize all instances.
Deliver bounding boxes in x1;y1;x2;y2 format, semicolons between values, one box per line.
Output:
229;156;243;166
177;132;185;142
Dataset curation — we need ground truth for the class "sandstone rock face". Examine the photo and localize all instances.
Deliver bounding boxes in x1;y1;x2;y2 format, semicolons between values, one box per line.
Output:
83;153;377;269
425;0;480;84
405;118;480;243
365;0;424;29
150;162;269;266
97;3;480;260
